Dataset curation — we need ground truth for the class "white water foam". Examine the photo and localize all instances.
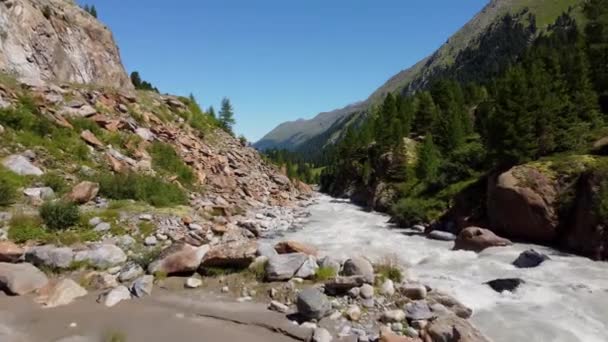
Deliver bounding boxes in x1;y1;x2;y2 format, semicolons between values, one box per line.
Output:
269;195;608;342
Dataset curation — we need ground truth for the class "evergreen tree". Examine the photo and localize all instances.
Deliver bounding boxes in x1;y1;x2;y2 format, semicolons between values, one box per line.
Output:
218;98;236;135
416;135;440;182
207;106;216;119
413;92;438;135
130;72;142;89
90;5;98;18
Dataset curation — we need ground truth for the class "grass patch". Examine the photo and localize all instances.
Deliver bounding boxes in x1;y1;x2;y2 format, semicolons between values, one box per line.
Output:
40;201;80;230
98;172;187;207
314;266;337;281
132;247;162;268
375;257;404;283
44;228;101;246
40;172;68;194
7;214;46;243
138;221;155;237
104;331;127;342
0;178;17;207
200;266;243;277
148;142;195;185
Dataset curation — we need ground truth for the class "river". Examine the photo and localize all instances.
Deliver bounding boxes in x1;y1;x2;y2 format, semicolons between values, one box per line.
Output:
269;194;608;342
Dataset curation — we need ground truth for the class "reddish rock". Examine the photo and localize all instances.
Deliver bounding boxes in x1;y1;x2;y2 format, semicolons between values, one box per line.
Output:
0;241;24;263
453;227;512;252
274;241;318;256
148;244;210;275
380;327;422;342
201;241;258;268
80;130;104;149
68;181;99;204
426;314;490;342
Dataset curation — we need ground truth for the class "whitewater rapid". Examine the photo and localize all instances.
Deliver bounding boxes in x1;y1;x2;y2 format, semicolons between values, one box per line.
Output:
270;195;608;342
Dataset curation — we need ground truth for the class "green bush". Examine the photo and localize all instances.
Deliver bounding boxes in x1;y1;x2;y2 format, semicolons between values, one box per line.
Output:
391;197;444;227
0;179;17;207
98;173;187;207
8;215;47;243
0;96;55;137
41;172;68;194
314;266;337;281
375;261;403;283
40;201;80;230
149;142;195;185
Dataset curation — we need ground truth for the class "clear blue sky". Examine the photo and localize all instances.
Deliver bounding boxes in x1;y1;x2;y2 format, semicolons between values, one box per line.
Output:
78;0;487;141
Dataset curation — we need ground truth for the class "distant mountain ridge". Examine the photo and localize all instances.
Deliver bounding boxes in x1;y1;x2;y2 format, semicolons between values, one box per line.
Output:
254;0;582;153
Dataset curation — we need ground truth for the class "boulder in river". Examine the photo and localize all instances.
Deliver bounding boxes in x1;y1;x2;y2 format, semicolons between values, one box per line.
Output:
342;256;374;284
513;249;550;268
427;230;457;241
265;253;309;281
427;314;490;342
485;278;525;293
453;226;512;252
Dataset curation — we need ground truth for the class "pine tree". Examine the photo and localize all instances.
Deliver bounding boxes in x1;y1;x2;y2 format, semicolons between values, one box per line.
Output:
416;134;440;182
90;5;98;18
130;72;142;89
413;92;438;135
207;106;216;119
218;98;236;135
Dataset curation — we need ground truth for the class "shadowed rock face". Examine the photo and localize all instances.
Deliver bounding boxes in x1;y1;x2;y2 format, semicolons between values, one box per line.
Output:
0;0;132;90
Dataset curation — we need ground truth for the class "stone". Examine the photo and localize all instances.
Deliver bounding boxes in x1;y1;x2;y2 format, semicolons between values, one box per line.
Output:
25;245;74;269
296;288;331;320
135;127;155;141
325;276;367;294
37;279;87;308
74;244;127;269
201;240;257;268
391;323;404;332
0;262;48;295
248;255;269;272
427;291;472;319
427;230;457;241
319;256;341;274
379;327;419;342
342;257;374;284
118;263;144;282
0;241;24;262
185;277;202;288
101;286;132;307
426;314;490;342
399;284;427;300
188;223;203;231
513;249;550;268
268;300;289;313
453;227;512;252
265;253;308;281
148;244;209;275
345;304;362;321
300;322;317;330
116;235;136;248
381;309;406;323
405;301;434;321
131;275;154;298
380;279;395;296
68;181;99;204
404;327;418;338
144;236;158;246
485;278;524;293
88;217;102;227
23;187;55;202
257;243;279;258
274;241;318;256
312;327;332;342
139;214;153;221
360;283;374;299
294;255;318;279
83;272;118;290
348;286;360;298
93;222;111;232
2;155;43;176
80;130;104;149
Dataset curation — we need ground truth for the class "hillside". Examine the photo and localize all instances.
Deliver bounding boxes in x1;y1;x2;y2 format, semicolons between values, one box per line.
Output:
254;0;583;154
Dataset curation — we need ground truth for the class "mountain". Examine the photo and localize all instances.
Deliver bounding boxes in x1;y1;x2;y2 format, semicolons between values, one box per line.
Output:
254;0;582;153
0;0;132;89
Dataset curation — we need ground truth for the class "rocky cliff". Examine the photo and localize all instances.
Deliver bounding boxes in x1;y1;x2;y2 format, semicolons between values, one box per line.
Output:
0;0;132;89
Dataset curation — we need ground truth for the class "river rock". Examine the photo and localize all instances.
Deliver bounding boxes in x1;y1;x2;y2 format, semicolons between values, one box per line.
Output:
294;255;318;279
265;253;308;281
345;304;361;321
453;227;512;252
381;309;406;323
399;283;427;300
23;187;55;203
0;262;48;295
67;181;99;204
319;256;341;274
297;288;331;320
201;240;257;268
405;301;434;321
148;243;209;275
513;249;550;268
101;285;131;307
274;241;318;256
74;244;126;269
360;283;374;299
312;327;332;342
427;230;457;241
426;314;490;342
0;241;24;262
25;245;74;269
485;278;524;293
325;275;367;294
257;243;278;258
3;155;43;176
268;300;289;313
83;271;118;290
37;278;87;308
342;257;374;284
380;279;395;296
379;327;419;342
185;277;202;288
118;262;144;282
427;291;472;319
131;275;154;298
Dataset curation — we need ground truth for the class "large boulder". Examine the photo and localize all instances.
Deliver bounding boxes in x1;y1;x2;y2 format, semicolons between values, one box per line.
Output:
25;245;74;269
74;244;126;269
2;155;43;176
0;241;24;262
68;181;99;204
201;241;257;268
148;244;209;275
23;187;55;203
513;249;550;268
0;262;48;295
342;257;374;283
265;253;309;281
274;241;318;256
100;285;132;307
487;166;558;242
485;278;524;293
296;288;331;320
453;227;512;252
36;278;87;308
426;314;490;342
130;275;154;298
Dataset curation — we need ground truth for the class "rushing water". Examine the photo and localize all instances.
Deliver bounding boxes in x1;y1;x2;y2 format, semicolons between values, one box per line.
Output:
270;195;608;342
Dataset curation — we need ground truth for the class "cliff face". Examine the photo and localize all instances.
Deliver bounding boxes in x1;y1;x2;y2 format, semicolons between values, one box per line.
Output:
0;0;132;89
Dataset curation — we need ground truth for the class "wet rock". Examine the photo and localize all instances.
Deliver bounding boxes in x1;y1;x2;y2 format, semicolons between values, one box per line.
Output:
297;288;331;320
399;284;427;300
485;278;524;293
426;314;490;342
68;181;100;204
185;277;202;288
101;285;131;307
0;262;48;295
148;243;209;275
427;230;457;241
513;249;550;268
37;279;87;308
405;301;434;321
274;241;318;256
453;227;512;252
131;275;154;298
268;300;289;313
0;241;24;263
118;263;144;283
312;327;332;342
201;240;257;268
74;244;126;269
2;155;43;176
342;257;374;284
381;309;406;323
265;253;308;281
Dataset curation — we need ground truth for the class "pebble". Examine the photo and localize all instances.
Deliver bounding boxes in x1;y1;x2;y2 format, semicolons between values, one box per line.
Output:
188;223;203;231
346;304;362;321
221;286;229;293
392;322;404;332
300;322;317;330
93;222;111;232
237;296;252;302
139;214;153;221
269;300;289;313
380;279;395;296
185;277;202;288
360;284;374;299
88;217;102;227
144;236;157;246
404;327;419;338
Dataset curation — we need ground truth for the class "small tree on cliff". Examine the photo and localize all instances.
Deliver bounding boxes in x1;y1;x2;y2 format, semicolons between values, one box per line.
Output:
218;97;236;135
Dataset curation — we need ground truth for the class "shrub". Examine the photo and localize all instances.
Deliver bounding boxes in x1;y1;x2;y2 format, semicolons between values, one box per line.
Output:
40;201;80;230
8;215;47;243
375;258;403;283
0;179;17;207
314;266;337;281
148;142;195;185
391;197;444;227
98;173;187;207
41;172;68;193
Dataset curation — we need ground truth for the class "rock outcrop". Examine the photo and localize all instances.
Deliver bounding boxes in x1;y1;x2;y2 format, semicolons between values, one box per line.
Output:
0;0;132;89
